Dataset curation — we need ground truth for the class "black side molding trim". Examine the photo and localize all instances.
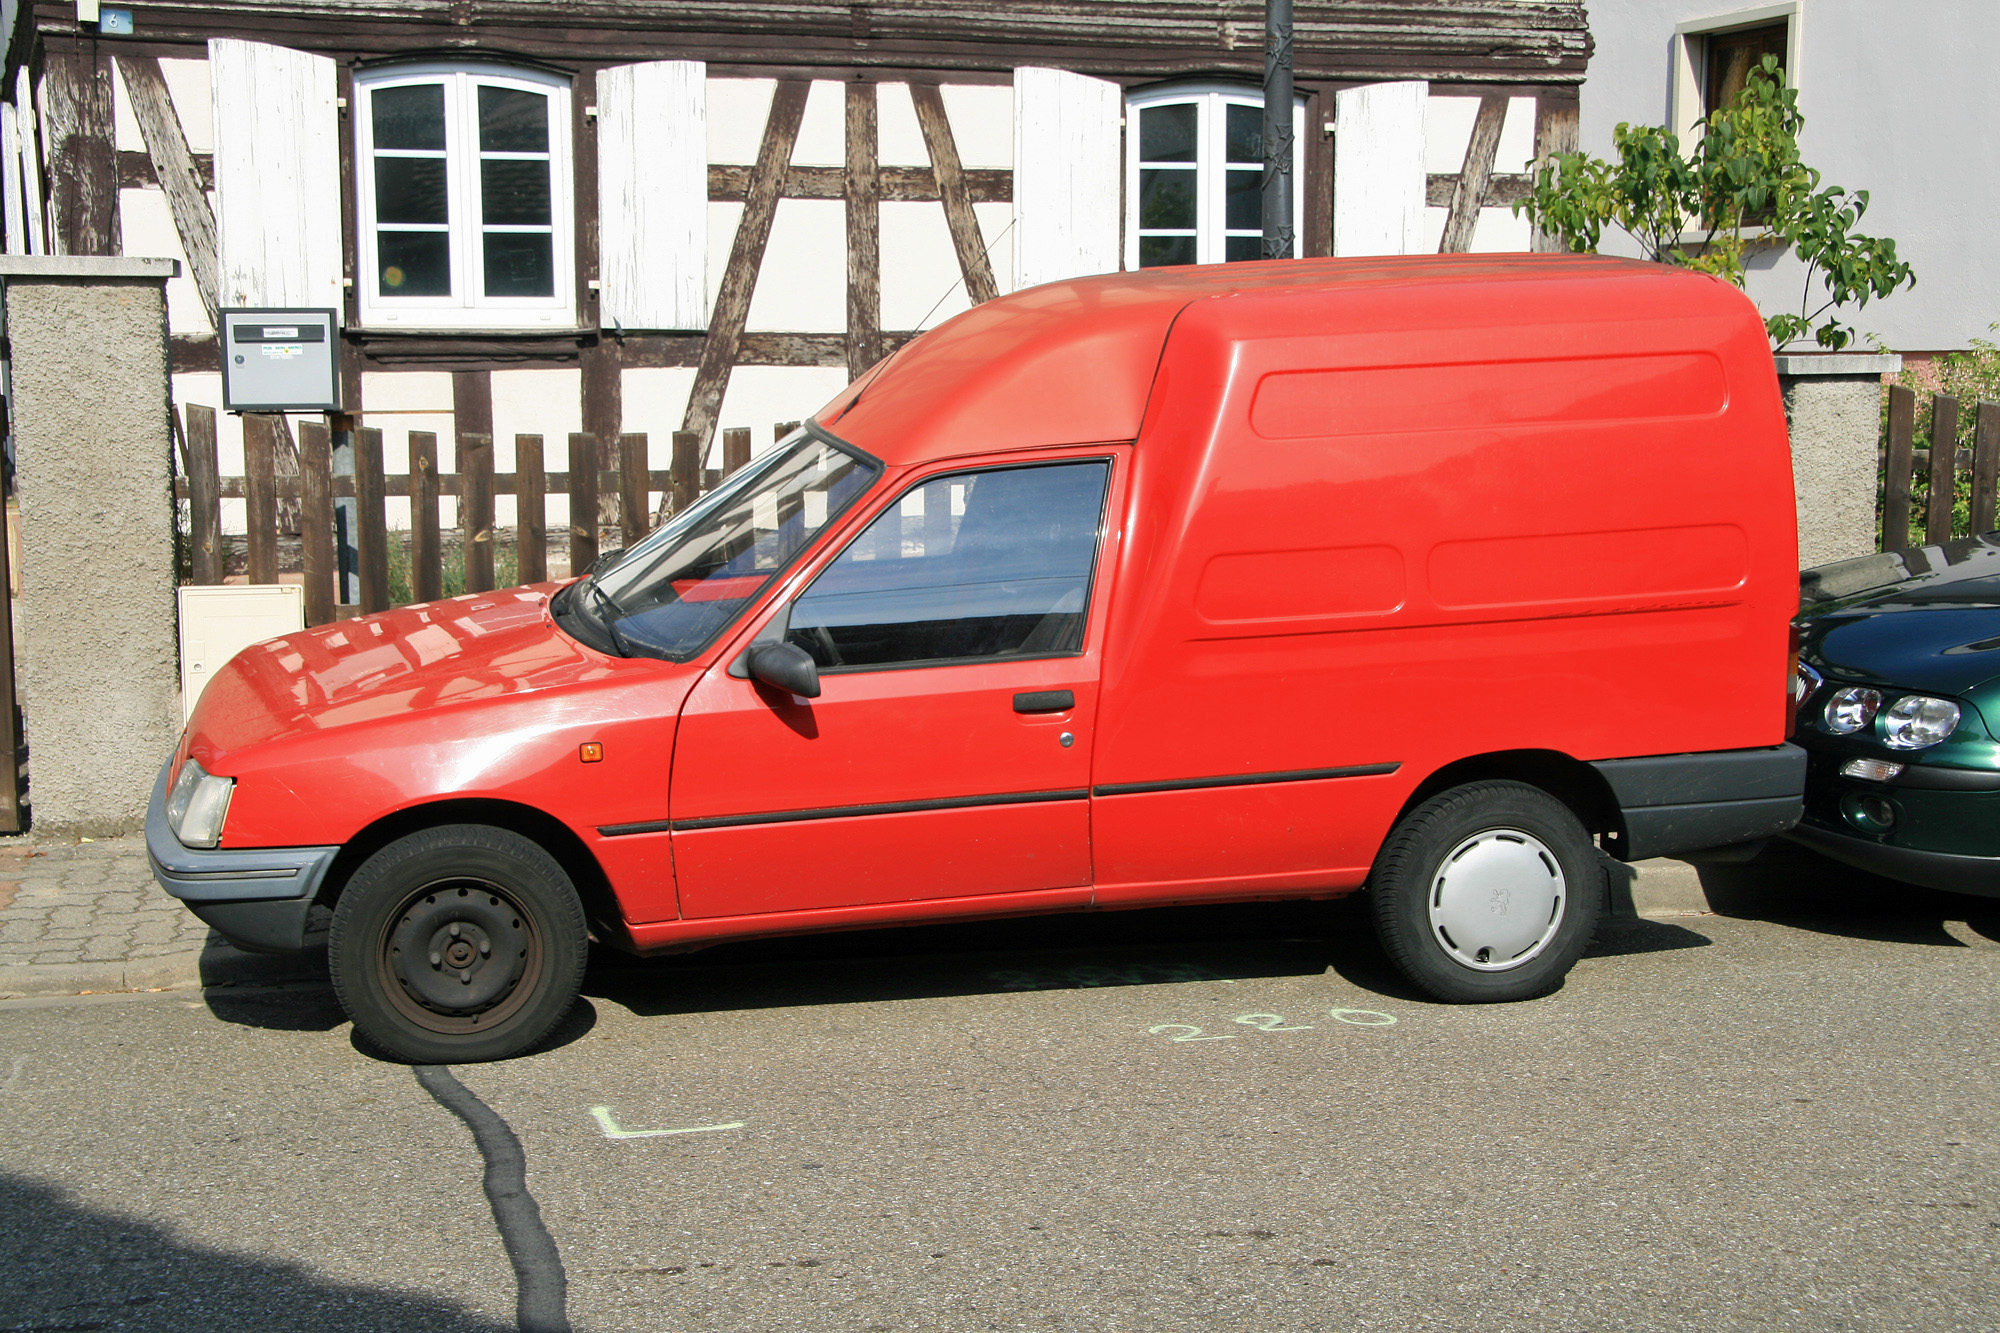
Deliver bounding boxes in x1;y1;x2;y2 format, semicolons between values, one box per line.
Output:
1092;762;1400;798
601;787;1090;836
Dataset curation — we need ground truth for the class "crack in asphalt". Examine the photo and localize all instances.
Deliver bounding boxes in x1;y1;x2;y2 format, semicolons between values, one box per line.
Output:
415;1064;571;1333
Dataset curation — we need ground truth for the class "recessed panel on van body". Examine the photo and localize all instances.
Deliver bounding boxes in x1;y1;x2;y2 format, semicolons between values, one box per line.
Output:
1090;271;1793;902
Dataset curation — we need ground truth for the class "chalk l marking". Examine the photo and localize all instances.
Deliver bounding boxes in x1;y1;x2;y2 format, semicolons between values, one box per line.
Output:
591;1106;744;1139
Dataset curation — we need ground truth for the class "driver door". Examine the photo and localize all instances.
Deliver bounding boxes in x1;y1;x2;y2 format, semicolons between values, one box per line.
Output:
668;456;1117;919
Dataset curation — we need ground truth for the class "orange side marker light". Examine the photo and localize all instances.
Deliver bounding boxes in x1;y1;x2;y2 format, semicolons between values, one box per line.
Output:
579;742;604;763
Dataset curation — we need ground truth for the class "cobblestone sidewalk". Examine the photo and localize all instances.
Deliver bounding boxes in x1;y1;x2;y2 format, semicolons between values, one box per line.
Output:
0;836;320;997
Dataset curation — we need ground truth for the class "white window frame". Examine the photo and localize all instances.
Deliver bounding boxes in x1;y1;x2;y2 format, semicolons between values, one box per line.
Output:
354;62;575;330
1671;2;1804;145
1124;82;1306;270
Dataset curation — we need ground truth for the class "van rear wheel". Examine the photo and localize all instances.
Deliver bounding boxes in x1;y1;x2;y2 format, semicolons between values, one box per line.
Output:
329;824;588;1063
1370;781;1602;1003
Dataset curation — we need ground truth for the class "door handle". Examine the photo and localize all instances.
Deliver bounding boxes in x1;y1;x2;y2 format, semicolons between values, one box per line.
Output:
1013;690;1074;714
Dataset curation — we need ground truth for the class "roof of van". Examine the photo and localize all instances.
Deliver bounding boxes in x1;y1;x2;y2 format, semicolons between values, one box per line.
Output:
814;254;1754;466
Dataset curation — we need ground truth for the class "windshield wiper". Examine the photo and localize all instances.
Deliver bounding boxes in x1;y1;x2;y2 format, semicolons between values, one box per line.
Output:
581;577;634;657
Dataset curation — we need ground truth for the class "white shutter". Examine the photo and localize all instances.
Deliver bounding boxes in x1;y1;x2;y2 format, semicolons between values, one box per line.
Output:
210;40;342;317
1333;81;1428;257
1012;67;1121;289
596;61;706;331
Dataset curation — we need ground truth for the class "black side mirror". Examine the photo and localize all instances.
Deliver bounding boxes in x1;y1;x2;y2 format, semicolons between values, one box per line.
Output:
746;641;821;699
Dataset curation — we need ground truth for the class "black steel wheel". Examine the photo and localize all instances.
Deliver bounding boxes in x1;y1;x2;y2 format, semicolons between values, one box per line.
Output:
1369;781;1603;1003
329;824;588;1063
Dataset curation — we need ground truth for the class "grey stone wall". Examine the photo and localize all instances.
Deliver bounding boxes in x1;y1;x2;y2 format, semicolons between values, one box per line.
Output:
2;257;181;837
1777;353;1902;570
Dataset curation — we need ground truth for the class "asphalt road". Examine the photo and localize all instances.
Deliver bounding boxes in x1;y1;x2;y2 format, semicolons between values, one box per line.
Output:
1;870;1995;1333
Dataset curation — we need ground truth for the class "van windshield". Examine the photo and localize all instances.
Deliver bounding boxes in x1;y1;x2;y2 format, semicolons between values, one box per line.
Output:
559;430;880;661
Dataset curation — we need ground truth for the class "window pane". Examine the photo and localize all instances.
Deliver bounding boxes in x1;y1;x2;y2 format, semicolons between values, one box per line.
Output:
378;231;451;296
481;158;551;226
1139;103;1197;162
590;438;880;661
1139;235;1196;268
788;462;1109;670
1225;235;1264;263
1226;103;1263;163
374;156;449;225
372;84;447;151
1226;168;1261;230
482;233;554;298
1139;168;1197;230
479;85;549;152
1705;22;1787;115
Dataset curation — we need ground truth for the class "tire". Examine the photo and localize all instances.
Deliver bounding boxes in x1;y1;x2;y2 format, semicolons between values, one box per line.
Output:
329;824;589;1063
1369;781;1603;1003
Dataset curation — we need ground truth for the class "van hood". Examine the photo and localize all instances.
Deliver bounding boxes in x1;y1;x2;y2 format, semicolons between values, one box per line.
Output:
185;585;626;757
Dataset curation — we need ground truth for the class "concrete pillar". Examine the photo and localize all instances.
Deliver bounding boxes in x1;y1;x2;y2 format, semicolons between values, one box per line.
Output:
1;256;181;836
1775;352;1902;569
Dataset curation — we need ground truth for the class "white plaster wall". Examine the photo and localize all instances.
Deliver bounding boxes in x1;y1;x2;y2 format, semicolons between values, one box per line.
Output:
110;56;213;154
1582;0;1999;349
743;198;846;332
490;367;583;533
1420;93;1537;255
941;84;1013;170
118;186;211;334
361;372;457;532
714;366;852;464
791;79;845;167
707;78;774;163
878;83;928;166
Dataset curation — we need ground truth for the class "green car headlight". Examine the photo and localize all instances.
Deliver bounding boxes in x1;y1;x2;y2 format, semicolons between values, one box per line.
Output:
1881;695;1961;750
166;758;235;848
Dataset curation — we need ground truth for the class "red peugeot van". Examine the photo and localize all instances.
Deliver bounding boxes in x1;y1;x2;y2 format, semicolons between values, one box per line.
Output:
149;256;1806;1061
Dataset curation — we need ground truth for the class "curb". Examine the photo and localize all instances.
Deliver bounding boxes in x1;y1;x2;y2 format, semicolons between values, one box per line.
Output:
0;940;328;999
1617;857;1714;917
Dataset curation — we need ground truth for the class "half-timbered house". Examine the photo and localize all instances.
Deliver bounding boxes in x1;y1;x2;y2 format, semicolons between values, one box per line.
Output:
0;0;1587;601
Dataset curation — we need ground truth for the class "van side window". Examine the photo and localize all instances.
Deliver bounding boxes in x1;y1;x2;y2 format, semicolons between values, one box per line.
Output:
786;461;1110;671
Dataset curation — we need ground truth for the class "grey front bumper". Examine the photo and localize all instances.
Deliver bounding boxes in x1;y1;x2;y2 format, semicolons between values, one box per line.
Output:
145;758;341;952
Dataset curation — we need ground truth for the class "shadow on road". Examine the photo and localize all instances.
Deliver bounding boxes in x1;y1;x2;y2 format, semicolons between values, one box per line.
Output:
0;1170;513;1332
584;896;1400;1016
1694;842;2000;949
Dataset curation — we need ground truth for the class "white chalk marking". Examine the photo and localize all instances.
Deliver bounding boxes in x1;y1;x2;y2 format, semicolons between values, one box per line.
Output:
591;1106;744;1139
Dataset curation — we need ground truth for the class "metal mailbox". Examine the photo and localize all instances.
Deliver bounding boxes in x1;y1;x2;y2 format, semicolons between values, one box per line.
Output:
220;308;340;412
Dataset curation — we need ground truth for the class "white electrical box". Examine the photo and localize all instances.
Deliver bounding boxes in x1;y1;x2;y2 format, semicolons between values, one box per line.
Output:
178;585;306;722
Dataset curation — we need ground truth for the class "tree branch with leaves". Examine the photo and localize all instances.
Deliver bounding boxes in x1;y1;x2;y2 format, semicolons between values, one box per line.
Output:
1515;57;1915;351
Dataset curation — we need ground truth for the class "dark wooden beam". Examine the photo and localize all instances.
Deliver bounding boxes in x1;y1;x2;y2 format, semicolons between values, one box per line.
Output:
708;162;1010;203
1439;94;1506;254
172;329;924;376
117;147;214;191
1530;91;1580;254
453;371;496;592
845;80;881;380
910;82;997;306
116;56;219;327
681;78;810;454
1426;172;1530;208
41;41;117;255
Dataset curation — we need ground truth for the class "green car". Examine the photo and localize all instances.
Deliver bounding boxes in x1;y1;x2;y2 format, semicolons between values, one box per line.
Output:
1790;536;2000;896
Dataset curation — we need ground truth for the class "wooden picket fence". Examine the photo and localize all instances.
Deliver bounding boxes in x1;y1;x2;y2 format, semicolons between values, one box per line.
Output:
1880;385;2000;551
173;405;797;626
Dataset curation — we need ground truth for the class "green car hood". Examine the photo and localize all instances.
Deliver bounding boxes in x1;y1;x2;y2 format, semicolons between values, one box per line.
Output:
1801;536;2000;707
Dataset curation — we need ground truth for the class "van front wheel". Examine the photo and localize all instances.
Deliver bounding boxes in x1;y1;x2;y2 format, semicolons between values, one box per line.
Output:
1369;781;1602;1003
329;825;589;1063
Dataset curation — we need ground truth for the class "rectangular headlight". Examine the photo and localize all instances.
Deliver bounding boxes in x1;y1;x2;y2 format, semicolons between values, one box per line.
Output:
167;758;234;848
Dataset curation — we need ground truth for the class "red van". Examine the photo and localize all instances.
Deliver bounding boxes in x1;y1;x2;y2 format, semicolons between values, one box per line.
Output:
149;256;1806;1062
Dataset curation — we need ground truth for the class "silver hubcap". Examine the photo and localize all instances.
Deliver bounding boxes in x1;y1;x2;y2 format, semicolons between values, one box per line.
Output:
1427;828;1567;971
